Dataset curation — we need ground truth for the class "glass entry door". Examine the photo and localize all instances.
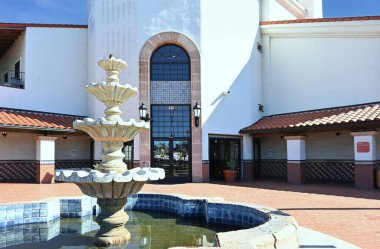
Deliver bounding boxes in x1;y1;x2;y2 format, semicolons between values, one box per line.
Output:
151;105;191;182
153;139;190;180
209;137;241;180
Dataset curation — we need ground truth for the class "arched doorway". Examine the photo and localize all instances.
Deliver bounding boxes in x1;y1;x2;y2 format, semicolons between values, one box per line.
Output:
150;45;191;182
139;32;203;182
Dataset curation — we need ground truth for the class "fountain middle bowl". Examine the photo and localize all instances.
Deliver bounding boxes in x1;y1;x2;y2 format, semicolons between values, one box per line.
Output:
73;118;149;142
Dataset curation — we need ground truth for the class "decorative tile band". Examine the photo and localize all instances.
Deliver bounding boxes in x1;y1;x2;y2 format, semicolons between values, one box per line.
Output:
151;81;191;104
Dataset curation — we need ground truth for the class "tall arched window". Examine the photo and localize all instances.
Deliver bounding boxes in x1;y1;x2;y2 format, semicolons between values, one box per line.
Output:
150;44;191;182
151;45;190;81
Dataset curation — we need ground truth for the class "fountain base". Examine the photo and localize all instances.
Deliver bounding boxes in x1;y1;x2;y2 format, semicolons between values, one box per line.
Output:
94;198;131;247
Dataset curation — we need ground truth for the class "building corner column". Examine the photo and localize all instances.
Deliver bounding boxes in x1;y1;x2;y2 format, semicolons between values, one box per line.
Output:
351;131;377;189
35;136;57;184
285;136;306;184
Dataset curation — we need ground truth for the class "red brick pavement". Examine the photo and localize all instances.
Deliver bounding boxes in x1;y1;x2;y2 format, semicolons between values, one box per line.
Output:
0;181;379;249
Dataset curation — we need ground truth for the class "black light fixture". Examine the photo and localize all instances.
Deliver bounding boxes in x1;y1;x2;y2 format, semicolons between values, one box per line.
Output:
257;42;263;53
139;102;150;122
193;102;201;127
1;131;7;138
63;135;68;140
258;104;264;112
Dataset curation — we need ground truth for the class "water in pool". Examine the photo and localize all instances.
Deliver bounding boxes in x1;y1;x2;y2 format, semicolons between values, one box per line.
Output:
1;210;236;248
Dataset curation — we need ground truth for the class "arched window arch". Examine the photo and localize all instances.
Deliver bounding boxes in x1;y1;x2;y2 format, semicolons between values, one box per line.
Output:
150;44;190;81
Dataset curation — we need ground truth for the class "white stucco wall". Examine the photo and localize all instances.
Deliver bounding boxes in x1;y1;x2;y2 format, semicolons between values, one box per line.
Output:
301;0;323;18
306;132;354;160
55;136;92;160
261;0;296;21
260;131;356;160
242;135;253;160
0;27;88;116
88;0;263;161
262;21;380;115
0;133;36;160
0;31;25;80
351;132;377;161
0;133;91;160
261;134;287;159
200;0;262;160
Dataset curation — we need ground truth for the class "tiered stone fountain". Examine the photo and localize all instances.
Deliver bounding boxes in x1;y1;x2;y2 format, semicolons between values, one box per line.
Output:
56;55;165;247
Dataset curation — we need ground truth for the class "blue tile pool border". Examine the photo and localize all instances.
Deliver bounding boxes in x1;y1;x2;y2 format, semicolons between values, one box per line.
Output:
0;192;299;248
0;193;270;229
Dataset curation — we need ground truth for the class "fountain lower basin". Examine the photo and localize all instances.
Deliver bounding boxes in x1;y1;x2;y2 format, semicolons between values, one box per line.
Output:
0;193;299;249
55;167;165;246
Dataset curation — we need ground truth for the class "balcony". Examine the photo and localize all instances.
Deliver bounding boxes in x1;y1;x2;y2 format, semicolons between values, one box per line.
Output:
0;70;25;89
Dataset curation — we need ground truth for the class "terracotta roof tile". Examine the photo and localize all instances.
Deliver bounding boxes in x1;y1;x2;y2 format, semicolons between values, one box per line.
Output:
260;16;380;26
0;23;87;29
0;108;85;131
240;102;380;134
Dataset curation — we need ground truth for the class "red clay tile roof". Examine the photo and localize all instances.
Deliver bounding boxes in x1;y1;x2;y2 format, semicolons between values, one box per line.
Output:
260;16;380;25
0;108;86;131
241;102;380;134
0;23;87;29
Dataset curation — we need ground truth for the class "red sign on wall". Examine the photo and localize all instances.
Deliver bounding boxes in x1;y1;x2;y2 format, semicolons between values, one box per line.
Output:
357;142;370;153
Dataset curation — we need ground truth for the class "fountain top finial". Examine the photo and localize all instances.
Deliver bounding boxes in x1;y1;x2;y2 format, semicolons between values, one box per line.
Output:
97;54;127;83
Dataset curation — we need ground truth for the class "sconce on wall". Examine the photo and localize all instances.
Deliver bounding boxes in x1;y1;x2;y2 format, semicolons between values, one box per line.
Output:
257;42;263;53
139;102;151;122
193;102;201;127
1;131;7;138
63;135;68;140
258;104;264;112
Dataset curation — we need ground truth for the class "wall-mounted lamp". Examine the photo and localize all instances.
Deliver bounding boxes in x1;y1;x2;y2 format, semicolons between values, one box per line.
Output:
193;102;201;127
139;102;151;122
63;135;68;140
257;42;263;53
280;135;284;139
258;104;264;112
1;131;7;138
335;132;341;136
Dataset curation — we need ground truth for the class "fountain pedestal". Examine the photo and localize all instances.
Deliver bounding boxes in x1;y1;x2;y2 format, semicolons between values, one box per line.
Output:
94;198;130;246
55;55;165;247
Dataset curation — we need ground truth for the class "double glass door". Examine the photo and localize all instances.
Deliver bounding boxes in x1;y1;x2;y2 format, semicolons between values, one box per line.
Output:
152;139;190;181
151;105;192;182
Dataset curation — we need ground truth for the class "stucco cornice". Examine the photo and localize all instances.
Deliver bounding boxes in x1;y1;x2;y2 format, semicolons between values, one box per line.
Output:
261;21;380;37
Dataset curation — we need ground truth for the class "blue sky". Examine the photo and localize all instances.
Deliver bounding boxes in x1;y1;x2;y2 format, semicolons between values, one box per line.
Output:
0;0;379;24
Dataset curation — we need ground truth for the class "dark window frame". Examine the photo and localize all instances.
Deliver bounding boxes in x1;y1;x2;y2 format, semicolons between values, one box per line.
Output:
150;44;190;81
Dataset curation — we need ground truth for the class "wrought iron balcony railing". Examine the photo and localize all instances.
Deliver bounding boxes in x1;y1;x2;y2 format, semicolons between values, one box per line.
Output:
0;70;25;89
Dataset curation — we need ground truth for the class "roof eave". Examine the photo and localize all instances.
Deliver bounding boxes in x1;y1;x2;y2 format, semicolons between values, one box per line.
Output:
0;124;79;133
240;120;380;135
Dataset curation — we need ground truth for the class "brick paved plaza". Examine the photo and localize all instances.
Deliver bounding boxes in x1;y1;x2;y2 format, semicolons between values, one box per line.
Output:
0;181;378;249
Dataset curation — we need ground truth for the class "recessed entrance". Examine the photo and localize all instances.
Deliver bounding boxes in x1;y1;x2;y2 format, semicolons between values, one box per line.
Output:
209;137;241;180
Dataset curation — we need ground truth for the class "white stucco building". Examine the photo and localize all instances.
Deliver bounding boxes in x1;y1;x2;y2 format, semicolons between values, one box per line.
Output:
0;0;379;188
